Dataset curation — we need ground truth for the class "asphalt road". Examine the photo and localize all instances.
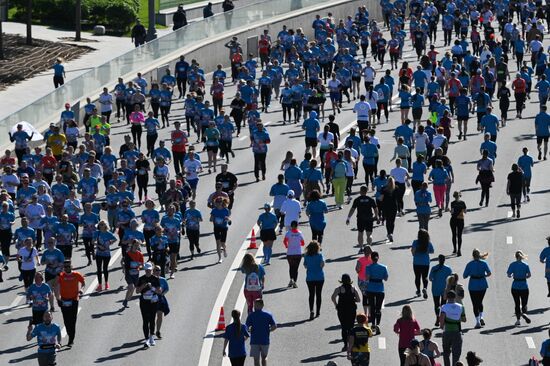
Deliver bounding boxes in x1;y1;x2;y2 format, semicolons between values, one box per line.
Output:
1;17;550;366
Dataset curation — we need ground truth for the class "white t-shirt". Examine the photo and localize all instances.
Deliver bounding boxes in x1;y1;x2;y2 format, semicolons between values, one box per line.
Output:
390;166;409;183
369;135;380;146
280;198;301;227
18;247;38;271
184;159;202;180
362;67;375;82
25;203;45;229
367;91;379;109
284;229;304;255
530;40;543;53
98;93;113;113
328;79;342;92
414;132;429;152
353;101;371;121
66;127;80;143
317;132;335;148
1;174;20;193
433;135;447;149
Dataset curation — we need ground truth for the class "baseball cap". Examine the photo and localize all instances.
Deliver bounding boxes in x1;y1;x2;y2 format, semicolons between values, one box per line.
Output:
287;190;295;197
263;203;271;209
144;262;153;270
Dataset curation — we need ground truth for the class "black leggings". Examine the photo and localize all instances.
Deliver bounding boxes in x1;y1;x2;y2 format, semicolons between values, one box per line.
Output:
160;106;170;126
433;294;444;317
450;218;464;252
146;134;158;156
131;124;143;149
511;288;529;319
187;229;200;253
229;357;246;366
384;211;396;235
140;300;157;339
306;280;324;313
480;182;491;205
282;104;292;121
413;264;429;291
337;308;357;347
366;291;385;326
82;237;94;262
254;153;267;179
144;230;155;259
395;182;406;212
96;255;110;284
137;175;149;201
469;289;486;317
21;268;36;288
311;228;324;244
0;229;12;258
287;255;301;281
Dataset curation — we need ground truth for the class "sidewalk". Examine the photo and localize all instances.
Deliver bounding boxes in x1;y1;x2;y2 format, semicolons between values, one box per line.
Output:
0;22;171;120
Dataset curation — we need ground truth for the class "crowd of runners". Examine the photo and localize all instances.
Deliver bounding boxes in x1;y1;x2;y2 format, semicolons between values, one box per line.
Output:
2;0;550;365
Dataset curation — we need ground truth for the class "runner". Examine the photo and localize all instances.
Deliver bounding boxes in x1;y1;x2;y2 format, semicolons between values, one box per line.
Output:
56;261;85;347
136;262;161;348
534;105;550;160
257;203;277;265
283;220;304;288
393;305;421;366
331;273;361;351
245;299;277;366
303;240;325;320
439;290;466;366
210;196;231;264
240;253;265;314
347;313;373;366
26;311;62;364
364;251;388;335
223;309;250;366
506;250;532;326
411;229;435;299
463;249;492;329
506;163;524;218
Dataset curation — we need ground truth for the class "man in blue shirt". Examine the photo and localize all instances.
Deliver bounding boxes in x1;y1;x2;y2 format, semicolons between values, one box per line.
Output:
251;123;270;181
302;111;320;158
246;299;277;366
52;58;65;88
174;55;189;98
479;133;497;162
26;311;62;364
478;107;499;142
534;105;550;160
414;182;432;230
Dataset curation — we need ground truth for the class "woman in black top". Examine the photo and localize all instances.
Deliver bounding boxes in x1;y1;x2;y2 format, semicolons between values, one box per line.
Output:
497;84;511;126
507;163;524;218
326;114;340;147
136;152;150;204
449;191;466;256
380;176;399;243
136;263;161;348
229;93;246;136
331;274;360;351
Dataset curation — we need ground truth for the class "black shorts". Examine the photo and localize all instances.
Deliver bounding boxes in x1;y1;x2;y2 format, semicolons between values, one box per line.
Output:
32;309;46;325
168;242;180;254
537;136;549;144
260;229;276;242
305;137;318;147
45;272;57;283
125;272;139;286
352;76;361;83
358;121;370;132
456;115;469;122
412;107;423;120
213;226;228;242
357;219;374;233
206;145;219;153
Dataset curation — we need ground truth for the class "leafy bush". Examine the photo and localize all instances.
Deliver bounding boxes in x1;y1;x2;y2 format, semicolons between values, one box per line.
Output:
11;0;138;33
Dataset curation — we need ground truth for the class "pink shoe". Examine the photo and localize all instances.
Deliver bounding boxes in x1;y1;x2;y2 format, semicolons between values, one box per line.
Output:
105;282;110;290
96;284;103;291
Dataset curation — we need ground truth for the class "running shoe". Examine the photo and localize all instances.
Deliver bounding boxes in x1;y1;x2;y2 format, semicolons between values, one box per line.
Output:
105;282;110;290
96;284;103;291
422;289;428;299
514;319;520;326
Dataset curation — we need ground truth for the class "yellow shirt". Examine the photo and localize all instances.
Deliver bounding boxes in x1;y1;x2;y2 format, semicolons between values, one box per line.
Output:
350;325;373;353
47;134;67;156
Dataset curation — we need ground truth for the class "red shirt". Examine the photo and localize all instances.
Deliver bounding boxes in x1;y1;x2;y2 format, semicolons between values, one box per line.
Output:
393;318;421;348
171;130;188;153
0;156;16;168
41;155;57;169
448;78;462;97
258;39;270;55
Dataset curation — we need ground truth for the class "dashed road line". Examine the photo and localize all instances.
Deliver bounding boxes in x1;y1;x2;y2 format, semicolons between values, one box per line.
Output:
378;337;386;349
506;236;513;245
525;336;536;349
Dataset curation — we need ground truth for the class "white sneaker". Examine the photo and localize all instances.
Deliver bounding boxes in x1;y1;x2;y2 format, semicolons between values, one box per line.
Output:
144;339;150;348
149;336;156;346
514;319;521;326
218;258;223;264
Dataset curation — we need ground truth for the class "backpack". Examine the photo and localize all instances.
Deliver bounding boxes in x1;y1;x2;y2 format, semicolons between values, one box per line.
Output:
333;161;347;178
245;271;262;291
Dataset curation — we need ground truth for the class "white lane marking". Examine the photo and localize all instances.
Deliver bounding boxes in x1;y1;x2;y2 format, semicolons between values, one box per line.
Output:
378;337;386;349
2;295;25;316
506;236;513;245
525;336;536;349
264;121;272;126
238;135;249;141
221;244;265;366
507;211;513;218
198;224;261;366
337;120;359;149
404;188;412;196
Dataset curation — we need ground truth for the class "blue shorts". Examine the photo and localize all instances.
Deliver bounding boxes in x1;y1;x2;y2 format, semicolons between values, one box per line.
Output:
188;178;199;190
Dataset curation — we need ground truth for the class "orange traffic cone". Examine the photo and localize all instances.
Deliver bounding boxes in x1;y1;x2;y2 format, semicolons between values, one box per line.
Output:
216;307;226;331
248;229;257;249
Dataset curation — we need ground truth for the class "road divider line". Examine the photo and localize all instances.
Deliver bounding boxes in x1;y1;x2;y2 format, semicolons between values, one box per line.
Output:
221;245;265;366
2;295;25;316
378;337;386;349
198;224;260;366
506;236;513;245
238;135;249;141
337;120;358;149
525;336;536;349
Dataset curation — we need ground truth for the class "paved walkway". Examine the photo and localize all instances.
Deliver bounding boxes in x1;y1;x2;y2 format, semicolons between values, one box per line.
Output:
0;22;171;120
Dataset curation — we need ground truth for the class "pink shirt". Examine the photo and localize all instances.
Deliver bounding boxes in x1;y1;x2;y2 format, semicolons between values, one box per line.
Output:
130;111;145;124
393;318;420;348
357;256;373;281
283;229;304;256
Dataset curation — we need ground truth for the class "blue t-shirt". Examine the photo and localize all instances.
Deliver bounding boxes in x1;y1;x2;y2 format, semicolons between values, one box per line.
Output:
27;283;52;311
79;212;100;238
463;259;491;291
184;209;202;230
455;95;471;117
302;117;320;138
245;310;276;345
41;248;65;275
517;155;534;178
94;230;117;257
506;260;530;290
539;247;550;279
151;235;168;251
302;168;323;181
284;166;302;181
31;323;61;353
257;212;278;230
429;167;449;185
223;323;250;358
411;161;427;181
270;183;290;209
411;240;435;266
161;216;182;243
535;112;550;137
0;211;15;231
365;262;389;293
414;189;432;215
480;140;497;160
211;208;230;228
306;200;328;230
480;114;499;135
429;264;452;296
541;339;550;357
304;253;325;281
141;209;160;231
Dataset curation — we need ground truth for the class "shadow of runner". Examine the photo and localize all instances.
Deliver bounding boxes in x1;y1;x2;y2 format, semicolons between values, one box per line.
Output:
277;318;310;328
300;351;346;363
94;340;145;363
